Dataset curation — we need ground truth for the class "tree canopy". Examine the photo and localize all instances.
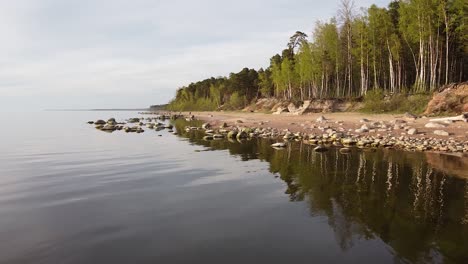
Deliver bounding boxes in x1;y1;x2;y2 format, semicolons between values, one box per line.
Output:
168;0;467;111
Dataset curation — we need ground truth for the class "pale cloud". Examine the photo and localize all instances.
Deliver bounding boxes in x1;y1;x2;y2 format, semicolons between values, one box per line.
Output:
0;0;390;110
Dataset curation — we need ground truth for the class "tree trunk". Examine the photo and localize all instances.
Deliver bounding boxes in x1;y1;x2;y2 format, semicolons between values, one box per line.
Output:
443;2;449;84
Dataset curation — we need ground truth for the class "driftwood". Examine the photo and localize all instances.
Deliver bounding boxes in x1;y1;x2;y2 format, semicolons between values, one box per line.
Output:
429;113;468;123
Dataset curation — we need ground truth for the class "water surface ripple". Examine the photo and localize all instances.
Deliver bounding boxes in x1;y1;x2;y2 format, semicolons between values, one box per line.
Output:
0;111;467;264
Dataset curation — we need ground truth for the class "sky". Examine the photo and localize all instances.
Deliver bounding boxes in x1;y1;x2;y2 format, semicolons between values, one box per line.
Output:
0;0;390;110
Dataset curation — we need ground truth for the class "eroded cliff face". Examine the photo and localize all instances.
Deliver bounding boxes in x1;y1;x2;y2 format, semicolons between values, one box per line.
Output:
244;98;363;114
425;82;468;115
241;82;468;116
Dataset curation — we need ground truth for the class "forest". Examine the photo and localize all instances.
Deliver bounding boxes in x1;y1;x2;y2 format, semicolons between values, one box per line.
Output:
167;0;467;111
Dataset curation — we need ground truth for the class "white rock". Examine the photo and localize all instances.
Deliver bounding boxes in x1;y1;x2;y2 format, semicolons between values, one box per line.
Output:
425;122;447;128
408;128;417;135
434;130;449;136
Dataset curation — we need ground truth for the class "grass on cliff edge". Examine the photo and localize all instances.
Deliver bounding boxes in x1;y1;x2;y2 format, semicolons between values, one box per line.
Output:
361;90;431;114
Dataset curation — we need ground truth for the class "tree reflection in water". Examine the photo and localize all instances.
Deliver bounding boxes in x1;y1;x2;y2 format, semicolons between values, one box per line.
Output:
173;119;468;263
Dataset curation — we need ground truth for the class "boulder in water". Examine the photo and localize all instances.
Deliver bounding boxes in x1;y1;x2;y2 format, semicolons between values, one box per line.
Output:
227;131;238;139
236;131;248;140
101;124;116;131
128;118;140;123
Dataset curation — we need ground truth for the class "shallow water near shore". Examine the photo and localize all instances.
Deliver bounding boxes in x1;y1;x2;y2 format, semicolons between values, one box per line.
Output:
0;111;467;264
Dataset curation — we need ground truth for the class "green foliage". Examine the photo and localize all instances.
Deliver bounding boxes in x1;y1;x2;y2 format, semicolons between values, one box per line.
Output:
228;92;245;109
361;90;385;112
167;97;218;112
167;68;258;111
362;90;431;114
258;68;274;97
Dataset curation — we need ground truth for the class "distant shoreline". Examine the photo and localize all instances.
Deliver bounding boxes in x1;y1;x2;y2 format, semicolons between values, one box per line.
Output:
45;108;150;112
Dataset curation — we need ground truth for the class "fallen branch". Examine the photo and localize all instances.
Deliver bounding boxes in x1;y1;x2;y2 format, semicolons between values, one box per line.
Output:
430;113;468;123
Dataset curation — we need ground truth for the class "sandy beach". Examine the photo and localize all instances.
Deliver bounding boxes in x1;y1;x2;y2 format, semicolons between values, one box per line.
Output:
189;111;468;142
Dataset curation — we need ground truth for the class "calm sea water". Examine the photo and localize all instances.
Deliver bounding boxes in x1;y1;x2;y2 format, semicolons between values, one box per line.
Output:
0;111;467;264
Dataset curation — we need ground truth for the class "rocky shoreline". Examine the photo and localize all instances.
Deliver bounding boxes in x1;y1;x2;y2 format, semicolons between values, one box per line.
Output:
194;114;468;154
88;112;468;155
